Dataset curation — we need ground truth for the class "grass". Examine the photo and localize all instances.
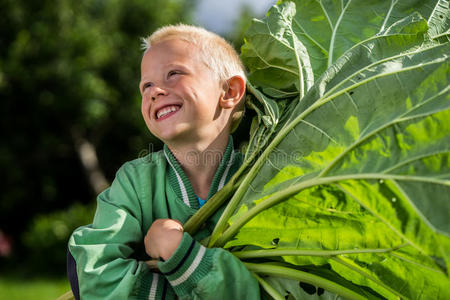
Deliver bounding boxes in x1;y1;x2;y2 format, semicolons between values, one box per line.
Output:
0;275;70;300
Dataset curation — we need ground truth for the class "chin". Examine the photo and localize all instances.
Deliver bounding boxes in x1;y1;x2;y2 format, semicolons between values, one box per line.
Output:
156;124;195;143
152;130;182;144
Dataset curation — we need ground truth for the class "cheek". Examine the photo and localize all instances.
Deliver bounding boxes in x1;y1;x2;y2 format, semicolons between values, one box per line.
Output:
141;98;150;120
140;98;146;113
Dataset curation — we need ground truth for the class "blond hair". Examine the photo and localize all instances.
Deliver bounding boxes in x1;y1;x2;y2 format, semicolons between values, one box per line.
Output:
142;24;246;83
141;24;246;132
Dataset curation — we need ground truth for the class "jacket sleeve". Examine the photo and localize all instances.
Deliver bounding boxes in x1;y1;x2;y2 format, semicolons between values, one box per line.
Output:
68;164;174;300
158;232;261;300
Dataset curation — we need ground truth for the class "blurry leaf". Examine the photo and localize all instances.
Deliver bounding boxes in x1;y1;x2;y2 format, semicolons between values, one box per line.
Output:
23;203;96;272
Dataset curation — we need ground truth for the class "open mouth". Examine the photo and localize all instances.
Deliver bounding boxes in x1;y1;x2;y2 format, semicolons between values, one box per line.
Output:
155;105;181;120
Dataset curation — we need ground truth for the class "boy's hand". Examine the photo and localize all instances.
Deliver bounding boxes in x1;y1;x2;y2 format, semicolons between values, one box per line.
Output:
144;219;184;261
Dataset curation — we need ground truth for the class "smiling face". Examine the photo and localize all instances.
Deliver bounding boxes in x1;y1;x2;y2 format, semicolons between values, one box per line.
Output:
140;38;230;146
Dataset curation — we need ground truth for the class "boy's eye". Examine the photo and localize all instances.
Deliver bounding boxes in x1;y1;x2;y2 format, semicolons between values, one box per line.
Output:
143;82;153;90
168;70;180;78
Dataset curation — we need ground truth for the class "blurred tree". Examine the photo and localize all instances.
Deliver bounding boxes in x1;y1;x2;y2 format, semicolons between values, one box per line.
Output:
0;0;194;272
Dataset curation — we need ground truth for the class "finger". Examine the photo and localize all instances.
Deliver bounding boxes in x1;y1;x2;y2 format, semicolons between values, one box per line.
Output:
160;219;183;231
170;219;184;231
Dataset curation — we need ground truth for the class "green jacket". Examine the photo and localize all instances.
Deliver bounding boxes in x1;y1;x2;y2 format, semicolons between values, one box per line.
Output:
68;138;261;299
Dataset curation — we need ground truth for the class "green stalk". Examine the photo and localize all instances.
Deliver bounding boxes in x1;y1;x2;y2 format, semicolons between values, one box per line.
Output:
55;291;75;300
213;176;332;247
233;244;407;259
183;177;235;234
208;135;291;245
208;93;327;246
251;272;285;300
247;82;279;126
183;151;252;235
244;262;366;300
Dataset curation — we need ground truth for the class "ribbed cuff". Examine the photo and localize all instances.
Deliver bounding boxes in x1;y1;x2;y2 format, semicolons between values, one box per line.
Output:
135;267;168;300
158;233;213;297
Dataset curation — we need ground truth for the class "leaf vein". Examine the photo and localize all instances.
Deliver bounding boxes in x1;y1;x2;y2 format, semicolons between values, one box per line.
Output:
335;182;425;253
248;42;299;76
300;119;338;144
378;0;399;35
328;0;352;67
383;150;450;174
318;0;334;32
291;18;328;53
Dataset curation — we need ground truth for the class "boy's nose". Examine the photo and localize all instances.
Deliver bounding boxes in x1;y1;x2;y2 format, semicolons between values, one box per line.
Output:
150;86;168;101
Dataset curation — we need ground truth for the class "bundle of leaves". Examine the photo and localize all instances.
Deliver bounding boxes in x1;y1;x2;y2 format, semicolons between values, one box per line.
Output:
184;0;450;299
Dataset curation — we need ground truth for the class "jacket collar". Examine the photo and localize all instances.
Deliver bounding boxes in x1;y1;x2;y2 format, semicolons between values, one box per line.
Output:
163;136;240;209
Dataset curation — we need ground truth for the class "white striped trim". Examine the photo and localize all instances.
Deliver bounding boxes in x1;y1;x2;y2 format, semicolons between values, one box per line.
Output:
164;151;190;207
169;246;206;286
218;151;235;190
148;273;159;300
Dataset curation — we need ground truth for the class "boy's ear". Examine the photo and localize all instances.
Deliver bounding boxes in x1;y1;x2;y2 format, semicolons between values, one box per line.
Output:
219;75;246;109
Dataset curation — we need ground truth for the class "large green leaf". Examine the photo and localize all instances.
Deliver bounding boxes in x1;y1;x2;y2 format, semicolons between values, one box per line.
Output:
241;0;442;99
241;2;314;99
240;0;449;164
204;0;450;299
221;9;450;238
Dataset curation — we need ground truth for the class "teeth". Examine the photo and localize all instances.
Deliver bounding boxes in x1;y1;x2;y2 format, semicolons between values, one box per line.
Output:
156;105;180;119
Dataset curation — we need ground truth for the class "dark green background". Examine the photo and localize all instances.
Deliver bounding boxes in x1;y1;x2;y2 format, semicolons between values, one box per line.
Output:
0;0;255;277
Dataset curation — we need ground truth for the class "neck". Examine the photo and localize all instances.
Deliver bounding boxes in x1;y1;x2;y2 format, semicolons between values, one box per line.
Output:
166;130;229;199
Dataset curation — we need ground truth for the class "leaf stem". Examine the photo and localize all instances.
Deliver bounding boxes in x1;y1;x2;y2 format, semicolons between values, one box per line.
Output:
328;0;352;67
208;102;314;246
251;272;285;300
183;180;234;234
233;244;407;259
245;262;366;300
184;145;257;235
184;157;249;234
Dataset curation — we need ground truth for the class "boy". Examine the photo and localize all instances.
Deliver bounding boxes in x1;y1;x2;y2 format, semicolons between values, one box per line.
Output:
67;24;261;299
